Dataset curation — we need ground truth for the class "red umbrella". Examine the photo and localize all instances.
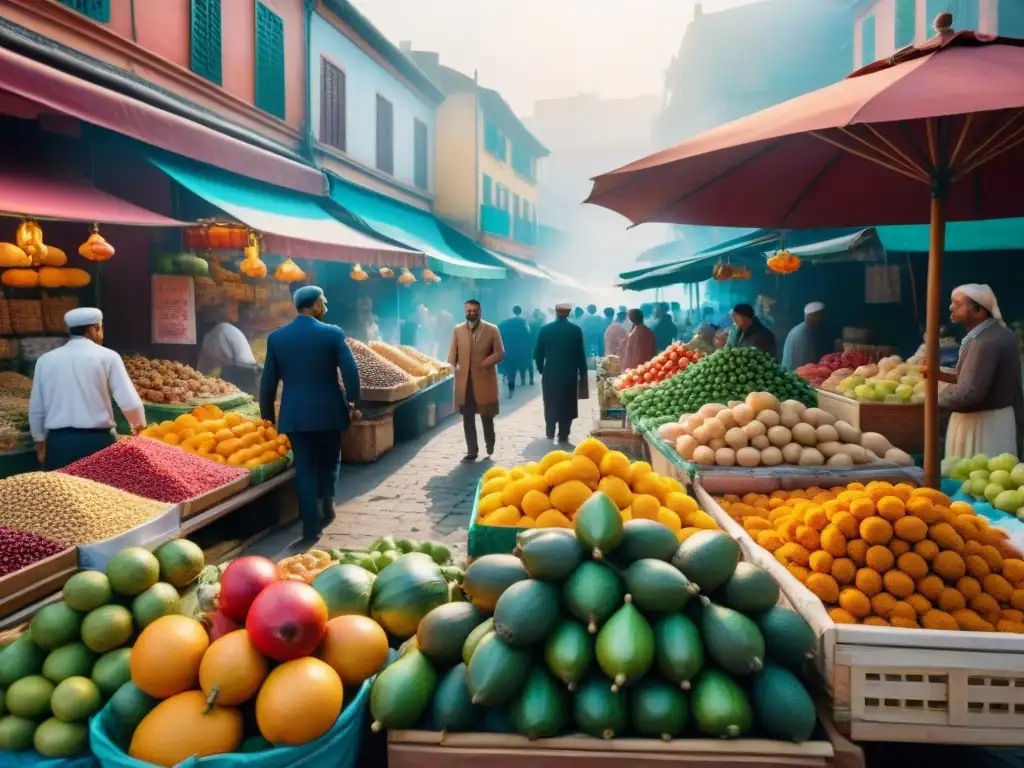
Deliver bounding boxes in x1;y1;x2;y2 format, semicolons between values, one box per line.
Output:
587;14;1024;487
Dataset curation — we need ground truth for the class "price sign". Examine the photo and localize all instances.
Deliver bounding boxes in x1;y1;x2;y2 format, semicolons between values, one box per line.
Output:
151;275;196;344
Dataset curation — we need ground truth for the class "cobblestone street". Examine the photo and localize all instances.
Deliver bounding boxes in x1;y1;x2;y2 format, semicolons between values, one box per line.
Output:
249;382;597;562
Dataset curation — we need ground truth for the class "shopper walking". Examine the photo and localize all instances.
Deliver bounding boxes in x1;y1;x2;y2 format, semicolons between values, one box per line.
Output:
604;309;629;359
534;303;589;443
259;286;360;543
448;299;504;462
29;308;146;469
498;306;532;397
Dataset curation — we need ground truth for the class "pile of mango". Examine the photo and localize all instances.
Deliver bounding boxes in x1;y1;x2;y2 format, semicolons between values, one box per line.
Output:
140;406;290;469
718;481;1024;632
477;438;719;541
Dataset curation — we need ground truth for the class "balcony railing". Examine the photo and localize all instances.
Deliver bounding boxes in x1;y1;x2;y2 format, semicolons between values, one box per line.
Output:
480;204;511;238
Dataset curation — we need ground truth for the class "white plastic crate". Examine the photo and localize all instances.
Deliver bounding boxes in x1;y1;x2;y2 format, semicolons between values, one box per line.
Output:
694;481;1024;745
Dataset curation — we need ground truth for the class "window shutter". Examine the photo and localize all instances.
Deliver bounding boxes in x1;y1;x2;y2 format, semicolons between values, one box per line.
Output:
376;95;394;175
190;0;222;86
925;0;977;32
894;0;916;48
255;2;286;119
413;120;428;190
320;61;346;150
1000;0;1024;36
483;175;493;205
58;0;110;22
861;15;877;66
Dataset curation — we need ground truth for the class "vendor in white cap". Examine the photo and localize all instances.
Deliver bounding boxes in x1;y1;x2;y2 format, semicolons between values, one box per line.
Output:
28;308;146;469
930;284;1024;457
781;301;826;371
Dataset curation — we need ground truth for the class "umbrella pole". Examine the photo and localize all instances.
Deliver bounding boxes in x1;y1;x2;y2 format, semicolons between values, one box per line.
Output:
924;191;948;488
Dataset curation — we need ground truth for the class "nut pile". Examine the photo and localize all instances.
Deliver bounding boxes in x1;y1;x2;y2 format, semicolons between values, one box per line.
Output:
59;436;249;503
346;338;412;389
0;473;169;546
123;355;238;404
0;526;66;576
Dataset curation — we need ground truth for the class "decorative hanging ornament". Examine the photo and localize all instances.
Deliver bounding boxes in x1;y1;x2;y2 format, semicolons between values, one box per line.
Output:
379;267;395;279
239;230;267;278
350;263;369;281
422;268;439;283
16;218;48;265
711;262;734;281
397;268;416;286
767;249;800;275
275;257;306;283
78;223;115;262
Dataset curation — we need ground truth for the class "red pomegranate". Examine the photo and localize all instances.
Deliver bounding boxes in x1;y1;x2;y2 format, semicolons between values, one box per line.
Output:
246;581;328;661
219;556;281;623
207;611;240;642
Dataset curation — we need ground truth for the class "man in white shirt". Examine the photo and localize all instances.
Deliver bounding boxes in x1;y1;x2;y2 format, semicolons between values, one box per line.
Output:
29;307;146;469
197;307;259;394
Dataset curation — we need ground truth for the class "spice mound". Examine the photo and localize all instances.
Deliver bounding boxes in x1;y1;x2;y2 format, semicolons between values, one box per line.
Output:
0;526;66;577
0;473;169;546
60;437;249;503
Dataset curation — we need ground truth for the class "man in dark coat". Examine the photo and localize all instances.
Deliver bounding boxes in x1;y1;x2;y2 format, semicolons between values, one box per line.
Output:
498;306;532;396
260;286;360;543
727;303;777;358
534;303;589;443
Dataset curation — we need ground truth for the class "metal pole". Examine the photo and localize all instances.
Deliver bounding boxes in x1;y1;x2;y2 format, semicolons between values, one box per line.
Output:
474;69;480;235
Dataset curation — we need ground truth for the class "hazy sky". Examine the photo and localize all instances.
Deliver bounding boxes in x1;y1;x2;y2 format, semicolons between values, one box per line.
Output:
349;0;762;116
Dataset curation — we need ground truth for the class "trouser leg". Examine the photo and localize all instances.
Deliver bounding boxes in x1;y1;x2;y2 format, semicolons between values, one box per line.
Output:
558;418;572;442
290;433;322;538
507;374;515;397
463;379;480;455
318;431;342;526
482;416;495;455
545;419;555;440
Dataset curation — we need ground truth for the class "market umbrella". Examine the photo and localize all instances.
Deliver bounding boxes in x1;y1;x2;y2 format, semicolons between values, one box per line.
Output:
585;13;1024;487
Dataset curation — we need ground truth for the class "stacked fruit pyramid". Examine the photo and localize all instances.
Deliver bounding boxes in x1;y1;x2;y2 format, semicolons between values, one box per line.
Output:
477;439;720;539
0;540;207;757
371;493;821;742
718;481;1024;631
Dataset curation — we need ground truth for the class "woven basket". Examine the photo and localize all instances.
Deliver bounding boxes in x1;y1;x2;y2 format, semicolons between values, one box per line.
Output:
9;299;42;335
41;295;79;333
342;416;395;463
0;297;11;336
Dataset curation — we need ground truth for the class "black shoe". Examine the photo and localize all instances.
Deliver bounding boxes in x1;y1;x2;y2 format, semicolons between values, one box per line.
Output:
545;432;555;440
299;530;321;546
486;445;495;457
462;453;478;463
557;436;571;444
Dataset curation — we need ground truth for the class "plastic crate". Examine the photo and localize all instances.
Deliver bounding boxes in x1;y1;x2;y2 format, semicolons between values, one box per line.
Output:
467;478;527;560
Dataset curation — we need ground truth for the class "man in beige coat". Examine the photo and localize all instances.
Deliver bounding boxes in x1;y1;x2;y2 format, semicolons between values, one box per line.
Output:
449;299;505;461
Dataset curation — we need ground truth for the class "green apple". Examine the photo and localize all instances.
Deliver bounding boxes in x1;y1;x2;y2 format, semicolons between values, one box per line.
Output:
1011;463;1024;488
969;469;991;482
990;470;1012;489
895;384;914;401
875;381;898;396
989;453;1018;473
970;477;990;497
854;384;879;402
971;454;992;472
985;482;1005;504
995;490;1023;513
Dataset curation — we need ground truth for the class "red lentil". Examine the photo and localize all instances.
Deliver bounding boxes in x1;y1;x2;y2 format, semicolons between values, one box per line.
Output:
60;437;248;503
0;526;66;577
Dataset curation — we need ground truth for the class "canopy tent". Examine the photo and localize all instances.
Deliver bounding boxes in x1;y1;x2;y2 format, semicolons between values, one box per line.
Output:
485;250;550;279
328;176;505;279
151;156;419;267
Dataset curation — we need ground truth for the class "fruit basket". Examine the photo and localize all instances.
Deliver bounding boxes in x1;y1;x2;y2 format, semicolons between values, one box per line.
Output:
815;390;924;455
468;478;521;559
695;480;1024;745
343;415;395;463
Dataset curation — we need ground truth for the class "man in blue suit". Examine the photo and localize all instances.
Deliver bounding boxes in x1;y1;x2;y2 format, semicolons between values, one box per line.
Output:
260;286;360;543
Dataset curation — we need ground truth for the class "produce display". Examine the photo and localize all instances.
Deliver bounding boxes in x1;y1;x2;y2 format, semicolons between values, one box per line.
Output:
795;351;879;387
658;391;914;468
140;406;290;469
477;439;720;541
346;338;414;391
123;355;238;405
370;506;820;743
0;539;207;757
59;437;249;504
0;527;66;577
818;355;925;404
0;473;168;546
399;345;454;379
625;348;816;433
614;342;704;392
368;341;432;378
718;482;1024;631
325;536;460;581
597;355;621;378
943;453;1024;515
0;372;31;450
153;251;210;277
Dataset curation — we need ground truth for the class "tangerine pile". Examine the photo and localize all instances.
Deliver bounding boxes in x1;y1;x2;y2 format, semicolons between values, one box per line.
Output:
140;405;290;468
718;481;1024;632
478;437;719;539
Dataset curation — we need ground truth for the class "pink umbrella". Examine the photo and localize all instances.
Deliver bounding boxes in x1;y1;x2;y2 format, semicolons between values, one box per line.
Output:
586;14;1024;486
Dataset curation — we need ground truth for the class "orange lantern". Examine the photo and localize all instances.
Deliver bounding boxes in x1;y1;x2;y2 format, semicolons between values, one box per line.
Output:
275;257;306;283
711;263;734;281
397;268;416;286
379;267;395;279
422;268;439;283
350;263;369;281
78;224;115;262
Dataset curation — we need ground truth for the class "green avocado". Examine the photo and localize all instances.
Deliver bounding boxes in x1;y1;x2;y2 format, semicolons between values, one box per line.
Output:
721;562;781;615
691;669;753;739
493;579;560;647
751;663;817;742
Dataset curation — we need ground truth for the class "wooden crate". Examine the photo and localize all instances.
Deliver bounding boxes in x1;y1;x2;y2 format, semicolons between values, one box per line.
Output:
695;481;1024;745
814;389;923;454
342;416;394;463
0;548;78;616
179;474;251;519
388;731;842;768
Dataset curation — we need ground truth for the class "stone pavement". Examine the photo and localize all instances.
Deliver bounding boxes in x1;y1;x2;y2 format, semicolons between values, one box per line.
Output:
247;382;597;563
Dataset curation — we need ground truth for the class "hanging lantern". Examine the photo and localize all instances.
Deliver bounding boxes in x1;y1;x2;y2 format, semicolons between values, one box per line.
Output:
379;267;395;279
239;231;267;278
275;257;306;283
767;249;800;275
78;224;115;262
350;263;369;281
711;262;734;281
397;268;416;286
422;268;439;283
16;219;48;266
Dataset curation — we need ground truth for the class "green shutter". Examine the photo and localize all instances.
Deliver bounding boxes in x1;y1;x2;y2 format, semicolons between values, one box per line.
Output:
190;0;222;86
58;0;110;22
1000;0;1024;36
862;15;876;66
894;0;916;48
926;0;977;32
255;1;286;119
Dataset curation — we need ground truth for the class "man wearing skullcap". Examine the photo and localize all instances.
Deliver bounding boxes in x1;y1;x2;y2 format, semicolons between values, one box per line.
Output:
931;284;1023;457
782;301;826;371
534;303;588;443
29;308;146;469
727;303;777;358
260;286;360;543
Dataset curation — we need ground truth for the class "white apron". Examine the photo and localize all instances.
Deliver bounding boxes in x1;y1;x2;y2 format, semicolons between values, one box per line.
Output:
946;407;1017;458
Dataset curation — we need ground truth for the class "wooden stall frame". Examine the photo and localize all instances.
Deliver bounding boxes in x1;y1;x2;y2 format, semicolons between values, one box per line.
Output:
179;474;252;519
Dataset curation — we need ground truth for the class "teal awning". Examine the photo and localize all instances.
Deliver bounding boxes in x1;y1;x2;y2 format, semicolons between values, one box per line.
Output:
149;155;420;266
877;218;1024;253
487;250;550;279
785;229;882;261
328;176;505;280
